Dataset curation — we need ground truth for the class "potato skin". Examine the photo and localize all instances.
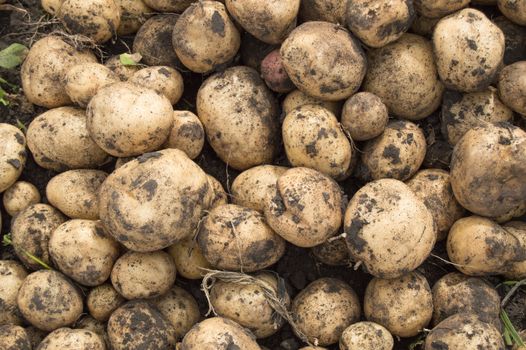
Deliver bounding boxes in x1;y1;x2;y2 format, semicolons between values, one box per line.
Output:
0;325;31;350
281;22;366;101
129;66;184;105
498;0;526;26
311;236;351;266
65;63;119;108
197;66;280;170
117;0;152;36
415;0;470;18
339;321;394;350
167;238;212;279
498;61;526;115
260;49;295;93
0;260;27;326
37;328;106;350
341;92;389;141
143;0;195;12
87;283;126;322
164;111;205;160
0;124;27;193
282;89;342;116
206;175;228;209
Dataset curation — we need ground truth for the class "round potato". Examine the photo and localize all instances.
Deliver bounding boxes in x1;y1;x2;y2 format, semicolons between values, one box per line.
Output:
433;8;505;92
196;66;279;170
341;92;389;141
164;111;205;160
129;66;184;105
0;124;26;193
75;315;110;348
26;107;110;171
37;328;106;350
143;0;194;12
299;0;346;24
2;181;40;217
46;170;107;220
87;283;126;322
415;0;470;18
0;260;27;326
65;63;119;108
503;221;526;279
206;175;228;209
261;49;295;93
498;0;526;25
340;322;394;350
117;0;152;36
281;21;366;101
0;325;31;350
265;167;343;248
104;55;141;81
167;238;212;279
282;89;342;116
17;270;83;331
498;61;526;116
311;236;351;266
41;0;64;14
198;204;286;272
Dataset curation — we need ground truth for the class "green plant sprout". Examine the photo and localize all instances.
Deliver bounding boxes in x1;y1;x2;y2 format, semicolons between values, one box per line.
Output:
0;43;28;106
2;233;52;270
500;279;526;347
119;52;142;66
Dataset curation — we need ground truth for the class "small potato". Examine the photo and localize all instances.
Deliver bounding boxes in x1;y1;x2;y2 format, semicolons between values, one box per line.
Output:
41;0;64;15
406;169;465;241
0;325;31;350
65;63;119;108
346;0;415;48
46;170;107;220
75;316;110;348
340;322;394;350
283;90;342;116
164;111;205;160
364;272;433;338
104;55;141;81
341;92;389;141
415;0;470;18
358;120;427;181
87;283;126;321
206;175;228;208
21;36;96;108
111;250;176;299
498;61;526;116
181;317;261;350
283;104;352;180
311;236;351;266
299;0;346;24
0;124;26;193
153;285;200;340
11;204;66;270
198;204;286;272
2;181;40;217
108;301;176;350
425;313;505;350
37;328;106;350
17;270;83;331
167;238;212;279
143;0;194;12
281;22;366;101
196;66;279;170
344;179;436;278
129;66;184;105
133;15;181;68
292;278;360;346
503;221;526;279
26;107;110;171
225;0;300;44
87;82;173;157
58;0;120;43
432;272;500;327
49;220;120;286
173;1;240;73
261;49;295;93
0;260;28;326
498;0;526;25
117;0;152;36
433;9;505;92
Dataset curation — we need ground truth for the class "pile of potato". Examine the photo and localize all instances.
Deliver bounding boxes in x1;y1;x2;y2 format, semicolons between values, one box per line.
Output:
1;0;526;349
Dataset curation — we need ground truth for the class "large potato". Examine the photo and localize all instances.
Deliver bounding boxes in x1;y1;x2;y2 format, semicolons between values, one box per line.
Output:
0;325;31;350
26;107;110;171
341;92;389;141
299;0;346;24
117;0;152;35
166;238;211;279
99;149;212;252
282;89;342;116
0;124;26;193
498;61;526;116
129;66;184;105
197;66;279;170
143;0;194;12
37;328;106;350
503;221;526;279
281;21;366;101
2;181;40;217
198;204;286;272
264;167;343;248
0;260;27;326
65;63;119;108
344;179;436;278
87;283;125;322
415;0;470;18
340;322;394;350
164;111;205;160
498;0;526;25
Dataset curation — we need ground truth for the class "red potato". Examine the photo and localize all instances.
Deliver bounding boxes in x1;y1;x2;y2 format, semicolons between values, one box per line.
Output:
261;49;295;93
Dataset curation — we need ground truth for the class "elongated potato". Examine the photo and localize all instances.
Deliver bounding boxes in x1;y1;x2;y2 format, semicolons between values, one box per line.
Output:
0;124;26;193
0;260;27;326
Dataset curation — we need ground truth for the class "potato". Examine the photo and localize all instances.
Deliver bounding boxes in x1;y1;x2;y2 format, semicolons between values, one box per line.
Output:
364;272;433;337
503;221;526;279
210;272;289;338
415;0;470;18
133;15;181;68
21;36;96;108
498;0;526;25
358;120;426;181
363;34;444;120
311;236;351;266
143;0;194;12
87;283;126;321
196;66;279;170
299;0;346;24
450;123;526;221
41;0;64;15
261;49;295;93
117;0;152;36
283;105;352;180
11;204;66;270
58;0;120;43
344;179;436;278
292;278;360;346
340;322;394;350
0;260;27;326
87;82;173;157
99;149;212;251
2;182;40;217
281;22;366;101
37;328;106;350
432;272;500;327
206;175;228;208
433;9;505;92
406;169;465;241
167;238;212;279
108;301;176;350
0;325;31;350
111;250;176;299
346;0;415;48
265;167;343;247
17;270;83;331
0;124;26;193
225;0;300;44
164;111;205;160
283;90;342;116
447;216;524;275
26;107;110;171
425;313;505;350
198;204;285;272
75;316;110;348
49;219;120;286
129;66;184;105
341;92;389;141
498;61;526;116
153;285;200;340
104;55;140;81
441;88;513;145
173;1;240;73
65;63;119;108
181;317;261;350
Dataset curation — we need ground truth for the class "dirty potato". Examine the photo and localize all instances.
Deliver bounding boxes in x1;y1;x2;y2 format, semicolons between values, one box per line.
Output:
311;236;351;266
498;61;526;116
498;0;526;26
503;221;526;279
340;321;394;350
129;66;184;105
37;328;106;350
167;238;212;279
206;175;228;208
65;63;119;108
0;123;26;193
143;0;195;12
164;111;205;160
117;0;152;36
341;92;389;141
282;89;342;116
415;0;470;18
87;283;126;322
104;55;141;81
0;260;27;326
299;0;347;24
0;325;31;350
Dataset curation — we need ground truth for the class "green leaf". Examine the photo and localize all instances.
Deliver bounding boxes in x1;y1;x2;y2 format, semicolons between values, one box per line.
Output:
501;310;525;347
2;233;51;270
0;43;29;69
119;53;142;66
2;233;12;246
0;86;8;106
16;119;26;131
